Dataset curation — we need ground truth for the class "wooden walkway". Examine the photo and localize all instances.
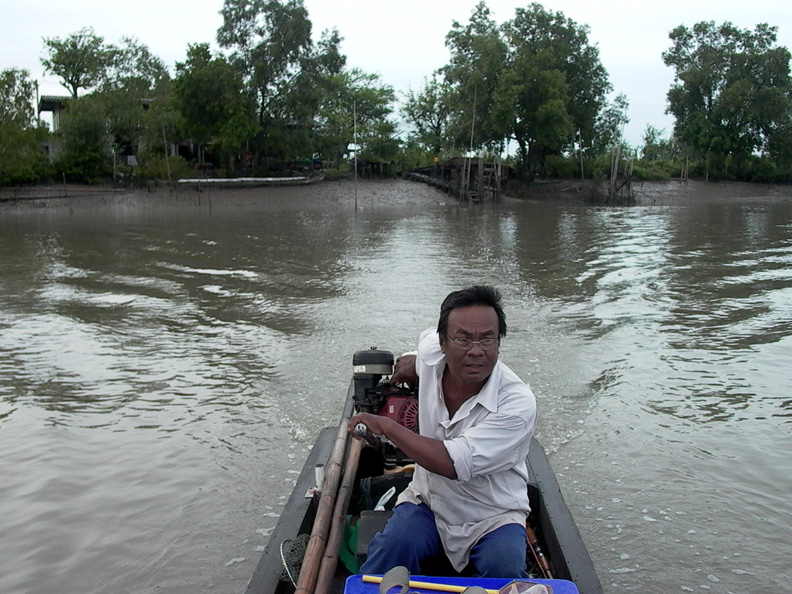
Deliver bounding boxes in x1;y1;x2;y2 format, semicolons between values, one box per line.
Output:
406;157;506;202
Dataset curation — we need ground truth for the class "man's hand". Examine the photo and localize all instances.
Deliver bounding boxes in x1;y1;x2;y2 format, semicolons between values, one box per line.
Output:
390;354;418;386
347;410;457;479
348;412;387;439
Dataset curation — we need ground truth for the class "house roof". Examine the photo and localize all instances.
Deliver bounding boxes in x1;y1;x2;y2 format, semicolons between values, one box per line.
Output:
38;95;72;113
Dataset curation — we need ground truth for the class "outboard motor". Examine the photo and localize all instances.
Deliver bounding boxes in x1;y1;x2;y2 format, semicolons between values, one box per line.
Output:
353;347;396;409
352;347;419;468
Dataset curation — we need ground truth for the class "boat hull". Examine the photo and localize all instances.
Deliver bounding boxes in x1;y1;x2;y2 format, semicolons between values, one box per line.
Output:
246;383;603;594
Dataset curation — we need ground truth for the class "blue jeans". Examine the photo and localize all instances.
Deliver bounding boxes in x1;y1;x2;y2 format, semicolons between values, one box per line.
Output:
360;502;528;578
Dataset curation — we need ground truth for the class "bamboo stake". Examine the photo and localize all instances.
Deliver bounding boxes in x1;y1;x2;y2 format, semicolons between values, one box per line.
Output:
294;396;355;594
314;436;363;594
465;87;477;201
353;101;358;211
162;125;172;189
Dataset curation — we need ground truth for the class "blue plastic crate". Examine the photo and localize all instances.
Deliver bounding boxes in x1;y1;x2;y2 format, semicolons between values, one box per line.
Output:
344;574;580;594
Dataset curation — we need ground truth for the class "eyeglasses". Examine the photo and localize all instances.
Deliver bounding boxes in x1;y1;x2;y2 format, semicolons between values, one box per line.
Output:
445;335;499;351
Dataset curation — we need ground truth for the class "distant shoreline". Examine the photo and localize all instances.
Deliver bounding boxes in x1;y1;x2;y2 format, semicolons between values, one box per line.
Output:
2;178;792;211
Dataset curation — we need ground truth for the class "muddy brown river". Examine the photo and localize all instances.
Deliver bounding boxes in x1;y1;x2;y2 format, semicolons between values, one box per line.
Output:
1;178;790;593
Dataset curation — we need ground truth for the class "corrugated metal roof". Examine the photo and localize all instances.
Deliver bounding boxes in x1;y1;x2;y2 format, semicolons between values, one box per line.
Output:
38;95;72;112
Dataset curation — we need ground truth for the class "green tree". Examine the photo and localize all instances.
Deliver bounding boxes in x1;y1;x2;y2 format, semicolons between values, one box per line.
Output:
54;94;112;182
173;43;258;170
41;27;112;98
640;125;680;162
312;28;346;79
104;36;169;91
260;27;348;163
314;68;396;167
443;2;612;177
40;30;179;181
217;0;314;161
362;119;401;164
133;75;185;181
0;69;50;185
402;74;454;156
663;21;792;179
499;3;611;176
591;93;630;155
444;2;508;151
96;37;172;168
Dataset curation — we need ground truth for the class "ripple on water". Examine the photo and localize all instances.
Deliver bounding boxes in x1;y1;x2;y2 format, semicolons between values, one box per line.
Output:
2;186;791;594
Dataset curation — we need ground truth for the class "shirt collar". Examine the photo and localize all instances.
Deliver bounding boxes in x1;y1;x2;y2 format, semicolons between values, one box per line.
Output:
470;363;501;413
434;359;503;418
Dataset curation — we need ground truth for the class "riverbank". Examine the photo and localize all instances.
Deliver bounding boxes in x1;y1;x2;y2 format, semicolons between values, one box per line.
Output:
0;178;450;214
2;177;792;210
502;177;792;205
633;178;792;205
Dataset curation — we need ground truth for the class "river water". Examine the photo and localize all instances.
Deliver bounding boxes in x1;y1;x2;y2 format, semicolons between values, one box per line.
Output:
1;179;790;594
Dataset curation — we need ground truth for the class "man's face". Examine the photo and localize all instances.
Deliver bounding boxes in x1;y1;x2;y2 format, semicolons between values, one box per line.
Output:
442;305;500;386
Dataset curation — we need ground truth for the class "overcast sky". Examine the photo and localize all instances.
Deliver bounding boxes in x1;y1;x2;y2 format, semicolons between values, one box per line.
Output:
2;0;790;146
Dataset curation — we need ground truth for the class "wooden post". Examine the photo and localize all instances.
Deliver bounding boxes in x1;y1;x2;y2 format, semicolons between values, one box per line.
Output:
494;157;501;199
477;157;484;201
462;158;470;201
162;126;172;190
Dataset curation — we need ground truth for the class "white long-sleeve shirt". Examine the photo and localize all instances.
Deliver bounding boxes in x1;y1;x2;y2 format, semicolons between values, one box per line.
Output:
395;328;537;571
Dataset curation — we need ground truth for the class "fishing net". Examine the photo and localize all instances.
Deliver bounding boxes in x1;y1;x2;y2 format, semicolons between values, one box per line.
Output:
279;533;309;585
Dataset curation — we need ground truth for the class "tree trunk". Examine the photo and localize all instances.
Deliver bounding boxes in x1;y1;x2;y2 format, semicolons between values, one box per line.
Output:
515;136;528;180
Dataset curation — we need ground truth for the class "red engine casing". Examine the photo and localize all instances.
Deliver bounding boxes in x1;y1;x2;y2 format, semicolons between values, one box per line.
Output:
376;396;419;432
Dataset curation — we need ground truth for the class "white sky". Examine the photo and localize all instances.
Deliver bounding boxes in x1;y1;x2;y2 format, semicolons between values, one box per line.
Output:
2;0;790;146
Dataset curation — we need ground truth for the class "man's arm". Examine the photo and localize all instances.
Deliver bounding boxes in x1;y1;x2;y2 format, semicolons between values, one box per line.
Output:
348;412;457;479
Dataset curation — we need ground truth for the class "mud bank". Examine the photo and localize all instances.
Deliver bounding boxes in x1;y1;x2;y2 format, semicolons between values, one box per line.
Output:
2;177;791;212
502;178;792;206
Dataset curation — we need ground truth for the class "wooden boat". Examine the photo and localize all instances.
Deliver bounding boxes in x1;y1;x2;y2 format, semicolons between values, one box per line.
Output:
246;348;603;594
176;175;324;188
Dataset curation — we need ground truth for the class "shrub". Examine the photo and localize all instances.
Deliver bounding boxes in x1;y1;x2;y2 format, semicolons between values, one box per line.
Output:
138;155;191;182
0;126;52;185
539;154;577;179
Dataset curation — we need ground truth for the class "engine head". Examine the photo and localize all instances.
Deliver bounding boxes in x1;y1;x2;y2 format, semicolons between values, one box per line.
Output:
352;347;419;468
352;347;397;410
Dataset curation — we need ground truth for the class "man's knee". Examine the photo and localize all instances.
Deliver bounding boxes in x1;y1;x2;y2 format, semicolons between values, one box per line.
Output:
360;503;441;574
470;524;527;578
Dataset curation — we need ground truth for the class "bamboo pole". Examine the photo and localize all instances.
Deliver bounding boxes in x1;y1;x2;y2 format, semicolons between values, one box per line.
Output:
477;156;484;201
314;436;363;594
465;87;477;202
494;157;501;198
353;101;358;211
294;396;355;594
363;575;499;594
162;125;172;189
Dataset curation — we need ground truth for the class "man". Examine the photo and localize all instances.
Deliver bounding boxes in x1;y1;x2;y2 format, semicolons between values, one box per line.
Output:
348;285;537;577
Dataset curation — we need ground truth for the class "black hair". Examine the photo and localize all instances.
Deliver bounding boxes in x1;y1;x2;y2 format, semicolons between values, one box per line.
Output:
437;285;507;339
